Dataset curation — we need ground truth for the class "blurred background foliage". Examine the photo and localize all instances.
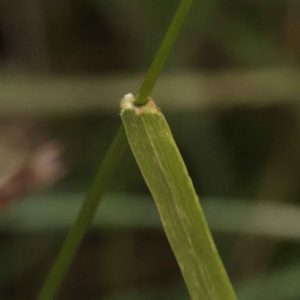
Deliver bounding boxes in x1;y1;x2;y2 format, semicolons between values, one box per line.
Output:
0;0;300;299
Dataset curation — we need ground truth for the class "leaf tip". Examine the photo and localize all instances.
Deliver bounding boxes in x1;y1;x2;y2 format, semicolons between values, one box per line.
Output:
120;94;160;115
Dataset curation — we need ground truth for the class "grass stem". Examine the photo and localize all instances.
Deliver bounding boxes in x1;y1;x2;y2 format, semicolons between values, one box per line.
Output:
37;1;194;298
37;126;127;300
135;0;194;106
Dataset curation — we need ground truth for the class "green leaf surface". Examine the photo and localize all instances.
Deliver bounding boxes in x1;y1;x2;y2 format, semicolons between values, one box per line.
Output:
121;94;236;300
37;1;196;298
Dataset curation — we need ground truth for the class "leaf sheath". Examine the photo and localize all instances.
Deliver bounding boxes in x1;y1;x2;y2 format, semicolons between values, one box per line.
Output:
121;94;237;300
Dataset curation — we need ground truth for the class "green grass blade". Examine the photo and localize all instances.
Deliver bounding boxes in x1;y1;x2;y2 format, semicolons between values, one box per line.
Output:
38;1;195;299
121;94;237;300
37;126;127;300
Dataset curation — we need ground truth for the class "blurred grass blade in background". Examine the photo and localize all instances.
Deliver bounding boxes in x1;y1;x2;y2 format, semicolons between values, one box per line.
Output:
121;94;237;300
37;126;128;300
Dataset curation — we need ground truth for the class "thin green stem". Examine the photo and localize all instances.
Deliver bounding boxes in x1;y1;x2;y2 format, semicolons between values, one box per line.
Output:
37;126;128;300
37;1;194;299
135;0;194;106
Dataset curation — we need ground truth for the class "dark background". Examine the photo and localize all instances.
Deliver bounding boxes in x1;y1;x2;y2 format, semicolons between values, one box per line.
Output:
0;0;300;299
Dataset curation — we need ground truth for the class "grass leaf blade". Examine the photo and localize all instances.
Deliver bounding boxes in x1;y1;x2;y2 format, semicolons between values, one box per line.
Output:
121;94;237;300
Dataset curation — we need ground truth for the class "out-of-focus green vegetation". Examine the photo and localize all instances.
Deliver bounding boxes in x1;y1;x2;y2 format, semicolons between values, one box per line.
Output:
1;0;300;299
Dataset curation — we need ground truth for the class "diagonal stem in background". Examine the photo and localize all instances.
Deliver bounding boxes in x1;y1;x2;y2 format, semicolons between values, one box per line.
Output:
37;126;128;300
37;1;195;299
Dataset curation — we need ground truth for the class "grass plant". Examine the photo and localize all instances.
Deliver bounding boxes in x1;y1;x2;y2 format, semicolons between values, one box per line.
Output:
37;1;236;299
121;94;236;299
